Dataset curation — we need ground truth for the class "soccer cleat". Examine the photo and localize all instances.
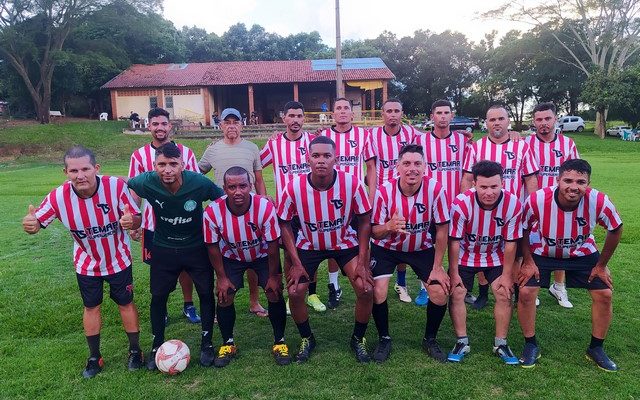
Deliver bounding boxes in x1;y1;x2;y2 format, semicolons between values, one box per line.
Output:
286;298;291;316
520;342;540;368
464;293;477;304
183;305;201;323
164;314;169;327
272;343;292;366
394;284;412;303
146;348;158;370
447;341;471;362
350;336;371;363
327;284;342;309
422;338;447;363
372;338;392;363
415;288;429;306
493;344;519;365
127;350;144;371
306;294;327;312
586;346;618;372
200;344;215;367
549;284;574;308
214;344;238;368
295;335;316;363
472;294;488;310
82;357;104;378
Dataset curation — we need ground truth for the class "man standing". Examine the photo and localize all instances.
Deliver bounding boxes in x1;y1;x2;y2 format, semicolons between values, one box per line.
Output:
517;159;622;371
447;161;523;365
23;146;144;378
128;107;202;324
369;144;450;363
203;167;290;367
199;107;269;317
278;136;374;363
128;143;224;369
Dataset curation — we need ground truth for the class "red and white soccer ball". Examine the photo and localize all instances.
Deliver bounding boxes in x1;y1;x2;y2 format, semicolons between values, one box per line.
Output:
155;339;190;375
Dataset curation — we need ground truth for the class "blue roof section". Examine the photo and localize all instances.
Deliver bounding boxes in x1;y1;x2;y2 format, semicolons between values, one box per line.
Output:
311;58;386;71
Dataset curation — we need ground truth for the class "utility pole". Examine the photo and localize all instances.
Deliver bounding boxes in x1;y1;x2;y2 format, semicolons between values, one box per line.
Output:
335;0;344;98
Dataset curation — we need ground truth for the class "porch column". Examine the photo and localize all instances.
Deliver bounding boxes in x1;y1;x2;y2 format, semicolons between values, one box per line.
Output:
157;89;164;108
248;84;255;116
203;88;211;126
382;81;388;103
293;83;299;101
110;90;118;120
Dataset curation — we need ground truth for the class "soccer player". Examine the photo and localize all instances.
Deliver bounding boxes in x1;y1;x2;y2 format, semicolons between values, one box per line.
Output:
200;107;269;317
370;144;450;363
203;167;290;367
278;136;373;363
447;161;523;365
260;101;325;312
366;98;419;303
524;102;580;308
22;146;144;378
128;107;201;324
127;143;224;369
517;159;623;371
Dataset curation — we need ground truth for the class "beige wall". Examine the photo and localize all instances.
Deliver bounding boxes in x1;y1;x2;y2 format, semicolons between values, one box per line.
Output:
116;96;151;120
172;94;205;123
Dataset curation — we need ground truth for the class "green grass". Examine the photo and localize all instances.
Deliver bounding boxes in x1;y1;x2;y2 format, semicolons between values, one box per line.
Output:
1;121;639;399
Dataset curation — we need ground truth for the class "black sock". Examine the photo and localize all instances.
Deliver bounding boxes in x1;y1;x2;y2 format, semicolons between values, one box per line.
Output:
216;303;236;344
353;321;368;339
308;281;317;295
183;301;194;309
194;282;215;347
268;297;287;343
372;301;390;339
126;331;141;352
296;319;312;338
590;336;605;349
86;334;101;358
150;293;169;348
478;283;489;298
424;302;447;340
525;335;537;346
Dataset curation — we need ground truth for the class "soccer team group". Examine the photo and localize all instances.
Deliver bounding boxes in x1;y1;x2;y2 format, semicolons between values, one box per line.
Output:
21;98;623;378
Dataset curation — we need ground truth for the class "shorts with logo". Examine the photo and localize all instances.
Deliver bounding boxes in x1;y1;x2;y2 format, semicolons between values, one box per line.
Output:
150;244;213;296
76;266;134;308
297;246;360;278
223;256;282;290
370;244;435;282
524;252;607;290
141;228;154;266
458;265;504;292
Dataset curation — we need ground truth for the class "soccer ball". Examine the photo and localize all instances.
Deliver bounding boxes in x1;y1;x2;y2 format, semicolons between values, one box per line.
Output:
155;340;190;375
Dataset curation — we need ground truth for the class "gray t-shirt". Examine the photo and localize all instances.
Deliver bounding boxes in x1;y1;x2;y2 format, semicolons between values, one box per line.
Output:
198;139;262;190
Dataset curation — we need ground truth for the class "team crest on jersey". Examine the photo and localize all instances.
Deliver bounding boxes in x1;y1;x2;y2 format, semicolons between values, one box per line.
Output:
299;147;307;155
399;141;407;147
494;217;505;227
504;151;515;160
96;203;111;215
428;163;438;171
184;200;197;212
348;140;357;148
369;258;377;270
449;144;459;153
330;199;344;209
247;221;259;232
576;217;587;227
553;150;563;157
414;203;427;213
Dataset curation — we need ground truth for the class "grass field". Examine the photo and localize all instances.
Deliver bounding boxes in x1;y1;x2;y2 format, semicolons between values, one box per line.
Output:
1;120;639;399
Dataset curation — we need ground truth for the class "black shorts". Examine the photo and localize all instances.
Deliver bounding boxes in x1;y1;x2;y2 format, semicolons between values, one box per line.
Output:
524;252;608;290
458;265;504;292
150;245;213;296
76;266;134;308
297;247;359;278
223;256;281;290
281;216;302;249
141;228;154;266
370;244;435;282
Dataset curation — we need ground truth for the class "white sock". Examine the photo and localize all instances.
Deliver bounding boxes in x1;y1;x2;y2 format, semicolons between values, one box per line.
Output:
554;282;565;290
420;279;427;290
329;271;340;289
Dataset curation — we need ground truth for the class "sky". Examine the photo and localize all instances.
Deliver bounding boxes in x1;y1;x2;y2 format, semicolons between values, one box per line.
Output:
162;0;531;45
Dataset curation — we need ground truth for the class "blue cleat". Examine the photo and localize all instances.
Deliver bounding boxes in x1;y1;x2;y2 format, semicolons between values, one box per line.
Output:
520;342;540;368
183;305;201;324
494;344;519;365
414;288;429;306
586;346;618;372
448;341;471;362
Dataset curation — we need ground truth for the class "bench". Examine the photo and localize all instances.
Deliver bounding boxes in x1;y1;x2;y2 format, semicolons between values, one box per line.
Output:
49;110;64;117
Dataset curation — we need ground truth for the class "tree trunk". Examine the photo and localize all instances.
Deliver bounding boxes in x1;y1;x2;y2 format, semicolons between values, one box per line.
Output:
595;109;606;138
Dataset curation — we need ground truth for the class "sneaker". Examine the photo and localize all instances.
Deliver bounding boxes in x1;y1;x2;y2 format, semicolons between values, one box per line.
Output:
394;284;412;303
213;344;238;368
472;295;488;310
350;336;371;363
549;284;574;308
306;294;327;312
535;297;540;307
372;338;392;363
164;314;169;327
447;341;471;362
127;350;144;371
422;338;447;363
327;284;342;309
146;348;158;370
415;288;429;306
493;344;519;365
520;342;540;368
272;343;292;366
586;346;618;372
295;335;316;363
200;345;215;367
286;298;291;316
183;305;201;323
82;357;104;378
464;293;477;304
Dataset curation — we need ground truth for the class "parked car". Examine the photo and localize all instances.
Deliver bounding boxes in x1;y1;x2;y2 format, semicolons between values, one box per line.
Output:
557;116;585;132
605;125;632;137
450;116;478;130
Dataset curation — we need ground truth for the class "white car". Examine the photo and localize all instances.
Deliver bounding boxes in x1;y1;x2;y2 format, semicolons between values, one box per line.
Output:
558;116;585;132
606;125;631;137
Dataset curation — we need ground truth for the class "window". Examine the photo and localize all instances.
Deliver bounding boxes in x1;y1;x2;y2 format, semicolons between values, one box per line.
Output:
570;118;578;122
150;96;158;108
165;96;174;108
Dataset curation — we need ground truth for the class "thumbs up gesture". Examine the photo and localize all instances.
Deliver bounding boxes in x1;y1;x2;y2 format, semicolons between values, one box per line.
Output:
387;211;408;234
119;204;134;230
22;205;41;234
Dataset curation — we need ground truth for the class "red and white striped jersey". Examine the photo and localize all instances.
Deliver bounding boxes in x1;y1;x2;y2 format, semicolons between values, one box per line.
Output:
318;126;372;182
371;177;450;251
277;171;372;250
523;187;622;258
450;189;523;267
524;134;580;189
203;194;280;262
365;125;418;187
463;137;539;197
34;176;140;276
128;142;199;231
260;131;316;203
414;131;469;205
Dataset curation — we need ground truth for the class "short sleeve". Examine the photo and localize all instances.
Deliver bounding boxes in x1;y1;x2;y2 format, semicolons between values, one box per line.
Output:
448;198;467;239
277;182;297;221
198;146;214;174
207;180;224;201
35;191;58;228
127;173;148;198
260;142;273;168
462;143;477;172
569;141;580;160
128;153;142;178
202;205;221;244
432;185;450;224
262;202;281;241
118;182;141;216
370;190;388;225
352;180;372;215
597;194;622;231
522;145;539;176
250;141;262;172
522;194;537;231
184;148;200;173
504;201;523;241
